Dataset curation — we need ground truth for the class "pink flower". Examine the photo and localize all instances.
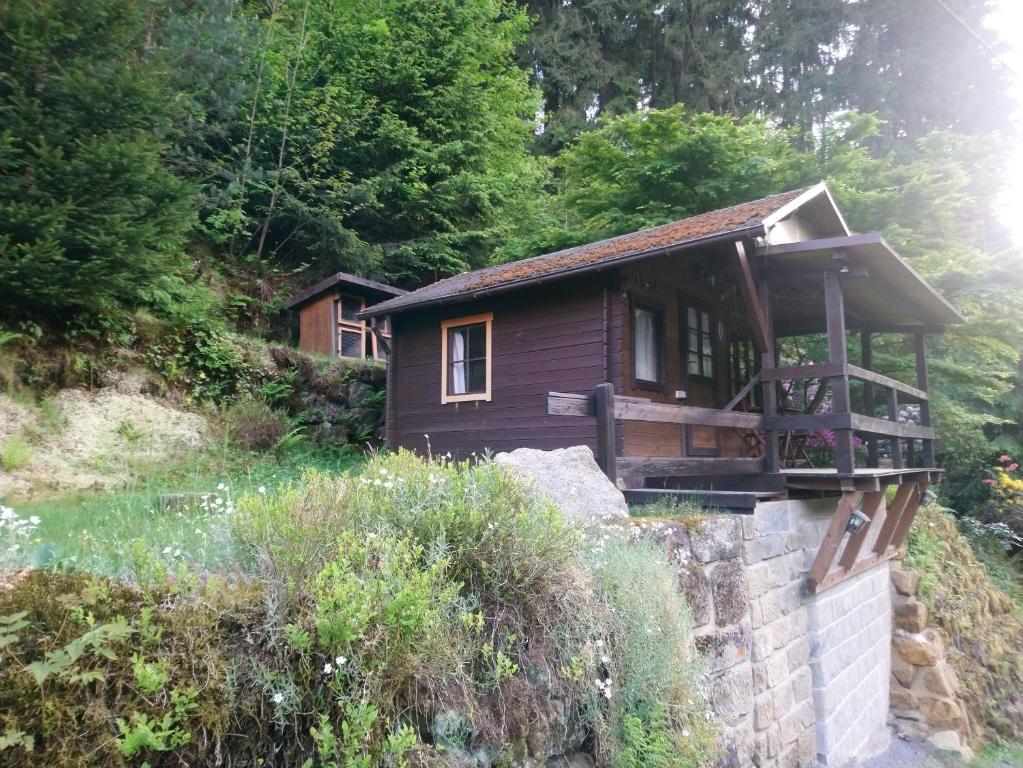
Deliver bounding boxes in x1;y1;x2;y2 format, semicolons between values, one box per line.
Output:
999;455;1012;463
1009;464;1019;472
983;479;996;486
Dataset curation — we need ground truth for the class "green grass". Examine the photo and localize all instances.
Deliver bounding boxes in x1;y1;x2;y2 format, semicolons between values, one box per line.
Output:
4;441;367;577
1;434;34;470
972;742;1023;767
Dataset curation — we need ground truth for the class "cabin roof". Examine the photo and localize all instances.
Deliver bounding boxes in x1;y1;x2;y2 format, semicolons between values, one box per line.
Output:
284;271;406;310
361;186;815;318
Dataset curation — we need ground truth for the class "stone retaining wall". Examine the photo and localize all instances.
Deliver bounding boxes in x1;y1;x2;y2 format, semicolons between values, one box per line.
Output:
645;496;898;768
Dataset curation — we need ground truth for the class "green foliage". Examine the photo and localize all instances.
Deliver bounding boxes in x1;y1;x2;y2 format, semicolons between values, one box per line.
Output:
0;0;196;326
1;435;33;471
904;505;1023;741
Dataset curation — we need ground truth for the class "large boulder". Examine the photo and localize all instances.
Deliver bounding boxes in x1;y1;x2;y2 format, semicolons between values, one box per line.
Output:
494;445;629;527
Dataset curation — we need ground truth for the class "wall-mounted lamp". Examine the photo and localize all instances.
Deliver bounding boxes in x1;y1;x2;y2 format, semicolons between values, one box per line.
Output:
845;509;871;535
921;489;937;507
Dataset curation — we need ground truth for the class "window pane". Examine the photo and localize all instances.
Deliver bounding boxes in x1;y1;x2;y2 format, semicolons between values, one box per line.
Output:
467;324;486;359
703;352;714;378
467;359;486;392
634;307;659;382
340;300;361;322
687;307;697;330
450;361;467;394
688;330;699;355
340;330;363;358
688;353;700;376
449;328;467;363
701;311;710;333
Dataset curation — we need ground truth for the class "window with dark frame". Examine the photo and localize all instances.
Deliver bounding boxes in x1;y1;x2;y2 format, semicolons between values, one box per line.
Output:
632;302;664;388
729;337;761;408
683;300;715;381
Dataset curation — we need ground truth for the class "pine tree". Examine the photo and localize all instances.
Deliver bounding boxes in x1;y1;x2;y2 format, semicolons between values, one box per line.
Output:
0;0;194;324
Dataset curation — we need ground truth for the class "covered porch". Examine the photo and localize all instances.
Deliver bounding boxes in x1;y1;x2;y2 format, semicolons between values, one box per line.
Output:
547;230;961;533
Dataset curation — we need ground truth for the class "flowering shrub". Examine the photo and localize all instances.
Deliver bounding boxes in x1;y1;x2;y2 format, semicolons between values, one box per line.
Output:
0;505;40;570
0;451;717;767
800;429;867;467
978;454;1023;547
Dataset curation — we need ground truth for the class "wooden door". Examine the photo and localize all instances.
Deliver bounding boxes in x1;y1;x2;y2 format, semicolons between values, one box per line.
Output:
681;297;721;456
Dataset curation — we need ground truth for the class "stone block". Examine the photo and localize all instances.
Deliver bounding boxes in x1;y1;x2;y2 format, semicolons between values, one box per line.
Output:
891;567;919;596
710;664;754;720
893;600;928;633
890;687;918;710
742;515;756;540
754;503;791;535
753;732;770;766
715;723;755;768
753;661;769;695
920;664;957;698
766;651;789;689
791;668;812;704
711;560;750;627
746;562;772;600
678;563;713;626
919;696;966;731
697;622;753;673
892;630;941;667
796;728;816;767
798;699;814;729
760;583;802;625
743;533;787;565
783;531;804;554
778;707;801;747
772;676;794;717
752;630;773;662
891;653;916;688
689;517;743;563
753;693;773;731
786;640;810;672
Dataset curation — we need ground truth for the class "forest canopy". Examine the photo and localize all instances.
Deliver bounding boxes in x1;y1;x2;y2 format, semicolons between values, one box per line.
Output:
0;0;1020;508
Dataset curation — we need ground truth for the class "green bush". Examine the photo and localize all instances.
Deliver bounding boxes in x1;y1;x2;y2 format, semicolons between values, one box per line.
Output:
0;451;717;767
1;435;33;471
223;396;295;452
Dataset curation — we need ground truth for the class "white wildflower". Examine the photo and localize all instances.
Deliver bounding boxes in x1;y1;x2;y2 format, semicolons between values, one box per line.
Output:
162;546;172;555
28;516;40;525
323;663;334;675
272;692;284;704
335;655;347;667
257;486;267;495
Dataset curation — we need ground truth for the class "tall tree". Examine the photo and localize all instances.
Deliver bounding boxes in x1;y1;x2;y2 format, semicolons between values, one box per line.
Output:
0;0;195;325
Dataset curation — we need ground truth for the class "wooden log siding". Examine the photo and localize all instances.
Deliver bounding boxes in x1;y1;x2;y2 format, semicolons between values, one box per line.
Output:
390;276;608;458
546;392;763;429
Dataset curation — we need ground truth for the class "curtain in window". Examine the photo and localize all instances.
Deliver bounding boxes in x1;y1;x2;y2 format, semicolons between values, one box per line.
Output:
451;330;466;394
634;308;658;382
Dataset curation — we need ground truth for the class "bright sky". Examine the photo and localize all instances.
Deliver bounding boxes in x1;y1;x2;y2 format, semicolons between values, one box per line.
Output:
987;1;1023;244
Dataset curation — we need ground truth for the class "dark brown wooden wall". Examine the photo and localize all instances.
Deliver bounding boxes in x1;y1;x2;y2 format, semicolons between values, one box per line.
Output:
619;246;756;459
390;276;607;458
299;294;335;355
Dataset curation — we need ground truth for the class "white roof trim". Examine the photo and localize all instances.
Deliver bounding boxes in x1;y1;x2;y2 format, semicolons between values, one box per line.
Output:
761;181;851;236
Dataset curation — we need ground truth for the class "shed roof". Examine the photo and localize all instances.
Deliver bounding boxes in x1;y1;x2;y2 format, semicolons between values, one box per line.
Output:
361;186;814;318
284;272;406;310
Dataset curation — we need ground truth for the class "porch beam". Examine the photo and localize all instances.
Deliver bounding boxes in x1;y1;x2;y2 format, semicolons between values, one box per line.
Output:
759;270;780;473
723;372;761;412
734;240;771;354
594;383;617;482
808;491;861;589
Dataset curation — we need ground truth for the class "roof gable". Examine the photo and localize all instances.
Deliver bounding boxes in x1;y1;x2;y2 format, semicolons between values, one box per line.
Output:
285;272;406;310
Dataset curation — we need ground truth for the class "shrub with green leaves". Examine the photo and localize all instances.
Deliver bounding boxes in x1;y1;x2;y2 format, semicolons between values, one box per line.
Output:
0;451;717;767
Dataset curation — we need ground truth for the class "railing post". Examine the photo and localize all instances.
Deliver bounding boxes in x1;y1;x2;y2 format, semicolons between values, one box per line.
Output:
915;333;934;467
594;382;617;483
861;330;879;467
758;276;780;473
825;269;855;474
887;387;904;469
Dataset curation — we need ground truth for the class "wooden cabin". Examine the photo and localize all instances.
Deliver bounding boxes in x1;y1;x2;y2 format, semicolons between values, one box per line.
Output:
361;184;964;573
285;272;406;361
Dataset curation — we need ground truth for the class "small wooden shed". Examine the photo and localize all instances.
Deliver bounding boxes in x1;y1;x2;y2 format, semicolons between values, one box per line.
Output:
284;272;406;361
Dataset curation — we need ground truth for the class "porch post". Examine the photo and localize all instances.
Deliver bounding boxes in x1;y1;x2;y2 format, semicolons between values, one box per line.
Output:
824;269;855;474
594;382;617;483
758;276;780;473
860;330;879;467
915;333;935;467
